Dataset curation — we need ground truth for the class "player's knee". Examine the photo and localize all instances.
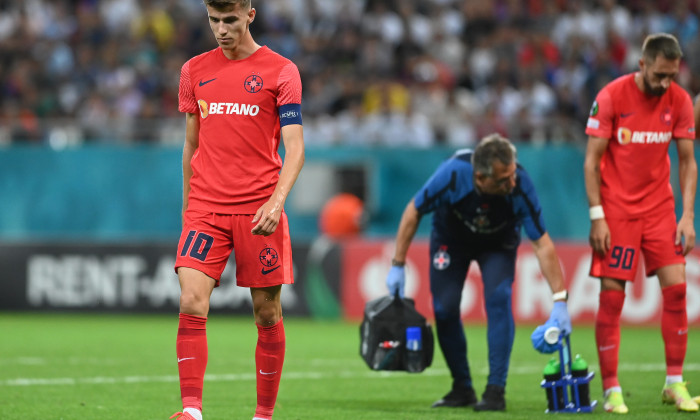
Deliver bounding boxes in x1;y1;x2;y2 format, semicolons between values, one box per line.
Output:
179;291;209;317
254;304;281;326
662;283;686;312
484;286;512;309
433;300;460;321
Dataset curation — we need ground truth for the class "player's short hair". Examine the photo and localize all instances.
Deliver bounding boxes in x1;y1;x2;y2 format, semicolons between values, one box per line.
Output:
642;33;682;62
472;133;517;177
203;0;251;11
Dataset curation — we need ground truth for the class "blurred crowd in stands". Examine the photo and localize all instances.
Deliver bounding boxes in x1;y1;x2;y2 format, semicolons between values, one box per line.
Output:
1;0;700;148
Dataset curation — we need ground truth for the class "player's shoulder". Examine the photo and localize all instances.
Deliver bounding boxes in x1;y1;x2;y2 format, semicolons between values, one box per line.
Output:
258;46;297;68
450;148;473;163
668;82;693;102
445;148;474;172
427;149;472;182
514;163;536;191
601;73;635;94
184;47;221;68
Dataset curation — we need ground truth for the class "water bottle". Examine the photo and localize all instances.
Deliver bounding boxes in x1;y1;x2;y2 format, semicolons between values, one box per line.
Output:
571;354;590;406
543;358;565;411
405;326;423;373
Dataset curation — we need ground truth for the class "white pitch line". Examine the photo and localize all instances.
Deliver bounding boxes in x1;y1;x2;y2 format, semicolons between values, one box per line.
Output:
3;363;700;387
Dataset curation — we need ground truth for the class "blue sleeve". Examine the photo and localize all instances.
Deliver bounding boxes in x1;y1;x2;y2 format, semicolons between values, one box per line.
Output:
513;167;547;241
413;158;472;214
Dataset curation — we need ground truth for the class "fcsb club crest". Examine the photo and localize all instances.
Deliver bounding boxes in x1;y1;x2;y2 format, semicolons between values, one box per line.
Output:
259;246;279;267
244;74;264;93
260;248;279;267
660;107;672;126
259;246;281;275
433;247;451;270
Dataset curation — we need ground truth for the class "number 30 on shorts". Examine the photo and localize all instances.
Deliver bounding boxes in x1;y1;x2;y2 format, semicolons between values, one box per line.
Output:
609;246;634;270
180;230;214;261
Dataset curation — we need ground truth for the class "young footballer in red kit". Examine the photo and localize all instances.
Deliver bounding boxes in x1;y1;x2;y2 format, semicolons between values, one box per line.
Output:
584;33;697;414
171;1;304;419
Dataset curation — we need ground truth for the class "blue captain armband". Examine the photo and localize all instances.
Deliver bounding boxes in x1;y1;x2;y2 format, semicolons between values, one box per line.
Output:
279;103;302;127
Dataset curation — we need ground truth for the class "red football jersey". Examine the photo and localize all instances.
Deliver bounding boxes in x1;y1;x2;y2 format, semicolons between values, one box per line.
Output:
585;74;695;218
178;46;302;214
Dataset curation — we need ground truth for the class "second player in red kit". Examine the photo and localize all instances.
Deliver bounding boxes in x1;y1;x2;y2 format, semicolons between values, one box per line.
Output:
584;33;697;414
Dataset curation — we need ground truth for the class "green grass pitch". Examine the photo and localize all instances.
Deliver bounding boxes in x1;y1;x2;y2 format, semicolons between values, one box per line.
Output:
0;313;698;419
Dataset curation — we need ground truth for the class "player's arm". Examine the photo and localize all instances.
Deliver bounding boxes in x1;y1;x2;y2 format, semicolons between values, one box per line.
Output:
251;124;305;236
531;232;571;335
583;135;610;255
694;94;700;131
516;168;566;298
530;232;566;297
392;199;422;265
182;112;200;225
531;232;571;334
386;199;423;297
676;137;696;255
391;157;467;262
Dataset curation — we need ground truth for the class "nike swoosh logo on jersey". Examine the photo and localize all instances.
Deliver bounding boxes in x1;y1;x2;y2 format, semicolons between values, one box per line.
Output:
261;266;280;275
620;112;634;118
199;78;217;87
178;357;195;363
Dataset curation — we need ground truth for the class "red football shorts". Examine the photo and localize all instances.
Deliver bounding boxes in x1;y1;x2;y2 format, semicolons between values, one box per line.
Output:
174;210;294;287
590;210;684;281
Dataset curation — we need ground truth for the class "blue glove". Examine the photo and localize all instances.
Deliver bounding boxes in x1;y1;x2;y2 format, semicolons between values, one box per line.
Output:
531;319;561;354
548;301;572;336
386;265;405;298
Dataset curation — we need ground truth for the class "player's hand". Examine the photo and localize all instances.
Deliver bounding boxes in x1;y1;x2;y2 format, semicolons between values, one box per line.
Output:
589;218;611;255
676;214;695;255
547;301;571;336
251;201;282;236
386;265;405;298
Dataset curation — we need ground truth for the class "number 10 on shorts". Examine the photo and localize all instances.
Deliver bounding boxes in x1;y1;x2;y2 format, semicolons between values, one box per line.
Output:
180;230;214;261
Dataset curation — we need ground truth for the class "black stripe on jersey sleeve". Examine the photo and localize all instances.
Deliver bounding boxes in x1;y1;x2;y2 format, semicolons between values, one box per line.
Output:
514;181;545;236
416;170;457;213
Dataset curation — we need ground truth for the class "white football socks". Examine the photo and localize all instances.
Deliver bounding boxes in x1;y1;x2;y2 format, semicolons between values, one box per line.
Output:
666;375;683;385
604;386;622;397
183;407;202;420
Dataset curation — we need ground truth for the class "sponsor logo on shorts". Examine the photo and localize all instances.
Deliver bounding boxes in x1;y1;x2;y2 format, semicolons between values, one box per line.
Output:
261;266;280;275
